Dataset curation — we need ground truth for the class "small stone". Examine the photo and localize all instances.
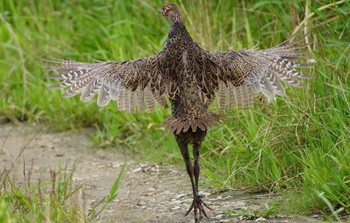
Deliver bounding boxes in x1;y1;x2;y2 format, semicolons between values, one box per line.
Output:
132;167;142;173
219;220;230;223
147;187;156;192
215;214;224;219
150;165;159;172
171;205;181;210
312;214;319;218
144;191;156;196
200;191;211;196
137;200;146;206
255;217;267;222
111;162;122;168
235;201;246;206
175;193;186;199
162;190;171;195
171;200;183;205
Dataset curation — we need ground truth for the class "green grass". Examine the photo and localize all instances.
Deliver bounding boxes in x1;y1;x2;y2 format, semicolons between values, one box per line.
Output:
0;160;86;222
0;159;125;223
1;0;349;221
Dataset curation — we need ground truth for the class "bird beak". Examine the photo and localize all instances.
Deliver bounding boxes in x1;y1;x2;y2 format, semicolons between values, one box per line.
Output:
158;9;163;14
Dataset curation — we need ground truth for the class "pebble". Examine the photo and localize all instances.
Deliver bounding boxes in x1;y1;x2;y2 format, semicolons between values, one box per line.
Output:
171;205;181;210
199;191;211;196
170;200;183;205
141;164;159;174
234;201;246;206
215;214;224;219
162;190;171;195
144;191;156;196
175;193;186;199
147;187;156;192
137;200;146;206
255;217;267;222
170;170;178;175
132;167;142;173
110;162;123;168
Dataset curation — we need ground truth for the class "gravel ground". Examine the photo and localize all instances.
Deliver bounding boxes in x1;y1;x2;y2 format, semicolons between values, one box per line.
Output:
0;123;324;223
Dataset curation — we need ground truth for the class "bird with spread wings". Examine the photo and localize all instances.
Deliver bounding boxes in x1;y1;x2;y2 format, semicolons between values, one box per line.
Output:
49;4;312;223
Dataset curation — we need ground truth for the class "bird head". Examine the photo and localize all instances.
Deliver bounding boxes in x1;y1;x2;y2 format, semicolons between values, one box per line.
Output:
159;4;183;25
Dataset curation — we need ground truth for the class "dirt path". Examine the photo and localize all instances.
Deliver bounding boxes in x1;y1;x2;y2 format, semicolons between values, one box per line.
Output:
0;123;323;223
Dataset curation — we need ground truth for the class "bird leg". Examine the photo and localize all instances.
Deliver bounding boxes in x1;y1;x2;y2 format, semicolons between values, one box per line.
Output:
186;141;212;221
176;138;211;222
193;142;201;196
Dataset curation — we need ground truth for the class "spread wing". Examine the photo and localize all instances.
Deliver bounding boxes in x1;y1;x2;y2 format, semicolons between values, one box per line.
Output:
205;35;312;110
49;54;169;113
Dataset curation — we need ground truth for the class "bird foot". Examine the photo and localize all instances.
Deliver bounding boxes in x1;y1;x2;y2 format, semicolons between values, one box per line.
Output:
185;195;212;222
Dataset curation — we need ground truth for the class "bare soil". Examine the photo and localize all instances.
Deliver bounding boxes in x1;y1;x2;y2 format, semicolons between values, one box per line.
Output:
0;123;324;223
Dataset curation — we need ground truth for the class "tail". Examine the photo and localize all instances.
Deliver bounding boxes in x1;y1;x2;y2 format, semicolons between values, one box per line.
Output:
162;113;220;135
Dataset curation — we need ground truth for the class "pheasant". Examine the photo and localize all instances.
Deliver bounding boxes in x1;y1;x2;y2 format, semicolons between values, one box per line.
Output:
49;4;312;222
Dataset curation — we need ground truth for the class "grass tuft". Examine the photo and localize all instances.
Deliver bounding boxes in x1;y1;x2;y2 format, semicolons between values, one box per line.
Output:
0;160;86;222
0;159;125;223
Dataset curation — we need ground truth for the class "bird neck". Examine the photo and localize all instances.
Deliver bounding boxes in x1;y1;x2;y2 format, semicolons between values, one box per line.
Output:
168;22;191;40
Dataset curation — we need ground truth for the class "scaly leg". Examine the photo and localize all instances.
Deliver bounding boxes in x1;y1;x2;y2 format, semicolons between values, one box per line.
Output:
176;137;211;222
176;139;197;199
185;141;211;222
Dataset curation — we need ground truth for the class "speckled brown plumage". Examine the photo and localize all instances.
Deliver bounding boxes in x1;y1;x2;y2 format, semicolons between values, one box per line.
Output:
48;4;312;223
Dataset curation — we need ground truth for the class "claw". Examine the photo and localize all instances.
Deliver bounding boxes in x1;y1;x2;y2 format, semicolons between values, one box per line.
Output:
185;195;212;222
185;202;194;216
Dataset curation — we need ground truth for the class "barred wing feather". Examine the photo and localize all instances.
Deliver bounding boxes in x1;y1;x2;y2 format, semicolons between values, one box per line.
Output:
49;55;168;113
209;38;311;111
